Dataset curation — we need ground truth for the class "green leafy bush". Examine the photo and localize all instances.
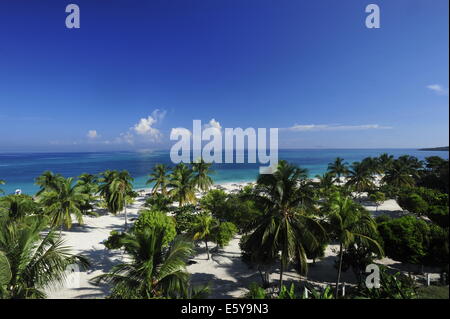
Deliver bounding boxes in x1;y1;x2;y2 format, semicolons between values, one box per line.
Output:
213;222;238;248
133;210;176;246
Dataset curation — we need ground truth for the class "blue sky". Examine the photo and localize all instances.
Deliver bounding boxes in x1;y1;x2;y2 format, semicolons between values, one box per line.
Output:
0;0;448;152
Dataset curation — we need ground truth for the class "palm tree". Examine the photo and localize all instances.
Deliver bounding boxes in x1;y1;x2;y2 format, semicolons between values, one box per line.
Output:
315;172;336;197
0;179;5;195
327;158;349;183
35;171;63;195
377;153;394;174
382;160;416;188
147;164;170;195
76;173;98;215
169;163;196;207
91;227;193;299
397;155;423;172
244;160;326;291
326;192;383;298
106;171;134;229
0;216;89;299
0;194;40;220
192;158;214;192
191;213;217;260
361;157;382;176
38;177;87;232
346;162;375;196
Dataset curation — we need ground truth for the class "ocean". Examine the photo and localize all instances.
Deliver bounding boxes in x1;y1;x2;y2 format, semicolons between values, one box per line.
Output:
0;149;448;195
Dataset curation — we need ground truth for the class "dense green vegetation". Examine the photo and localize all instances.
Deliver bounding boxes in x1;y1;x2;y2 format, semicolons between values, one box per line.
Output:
0;154;448;299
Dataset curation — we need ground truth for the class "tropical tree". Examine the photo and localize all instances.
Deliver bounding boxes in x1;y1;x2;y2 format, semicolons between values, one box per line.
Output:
0;251;11;297
76;173;98;215
108;171;134;229
38;177;87;232
382;159;416;188
192;158;214;192
326;192;383;298
99;170;134;229
200;189;228;219
0;216;89;299
346;162;376;195
91;227;193;299
191;213;218;260
212;222;238;249
133;209;177;247
144;193;173;213
243;160;326;291
397;155;423;172
361;157;382;176
35;171;63;195
0;194;40;221
169;164;196;207
147;164;170;195
377;153;394;174
327;157;349;183
315;172;336;197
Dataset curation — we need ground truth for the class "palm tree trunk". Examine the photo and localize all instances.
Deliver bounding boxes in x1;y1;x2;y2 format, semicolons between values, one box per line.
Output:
335;242;344;299
124;206;128;230
205;236;210;260
279;260;284;292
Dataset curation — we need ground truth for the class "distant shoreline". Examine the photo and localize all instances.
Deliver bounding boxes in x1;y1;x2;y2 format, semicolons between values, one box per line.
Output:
418;146;449;151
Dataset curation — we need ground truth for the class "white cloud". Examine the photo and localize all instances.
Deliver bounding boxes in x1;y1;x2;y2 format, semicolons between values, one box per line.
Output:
87;130;99;139
283;124;392;132
132;109;166;142
427;84;448;96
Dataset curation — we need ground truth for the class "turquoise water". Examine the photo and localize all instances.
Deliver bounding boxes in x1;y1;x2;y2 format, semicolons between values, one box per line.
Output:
0;149;448;195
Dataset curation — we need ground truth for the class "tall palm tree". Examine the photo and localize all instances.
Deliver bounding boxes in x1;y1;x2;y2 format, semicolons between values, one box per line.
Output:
0;216;89;299
106;171;134;229
244;160;326;291
76;173;98;215
192;158;214;192
191;213;217;260
91;228;193;299
397;155;424;172
38;177;87;232
377;153;394;174
346;162;375;195
327;158;349;183
326;192;383;298
361;157;382;176
169;163;196;207
147;164;170;195
315;172;335;194
382;160;416;188
0;194;40;221
35;171;63;195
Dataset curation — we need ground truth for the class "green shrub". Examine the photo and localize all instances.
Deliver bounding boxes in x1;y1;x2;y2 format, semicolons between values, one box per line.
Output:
426;205;449;228
133;210;176;246
103;230;126;250
213;222;238;248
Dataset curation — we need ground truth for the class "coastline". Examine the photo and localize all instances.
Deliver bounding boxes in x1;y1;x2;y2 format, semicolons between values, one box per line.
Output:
45;178;436;299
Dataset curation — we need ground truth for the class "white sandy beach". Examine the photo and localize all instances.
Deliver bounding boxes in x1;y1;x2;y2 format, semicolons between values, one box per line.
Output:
45;181;440;299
